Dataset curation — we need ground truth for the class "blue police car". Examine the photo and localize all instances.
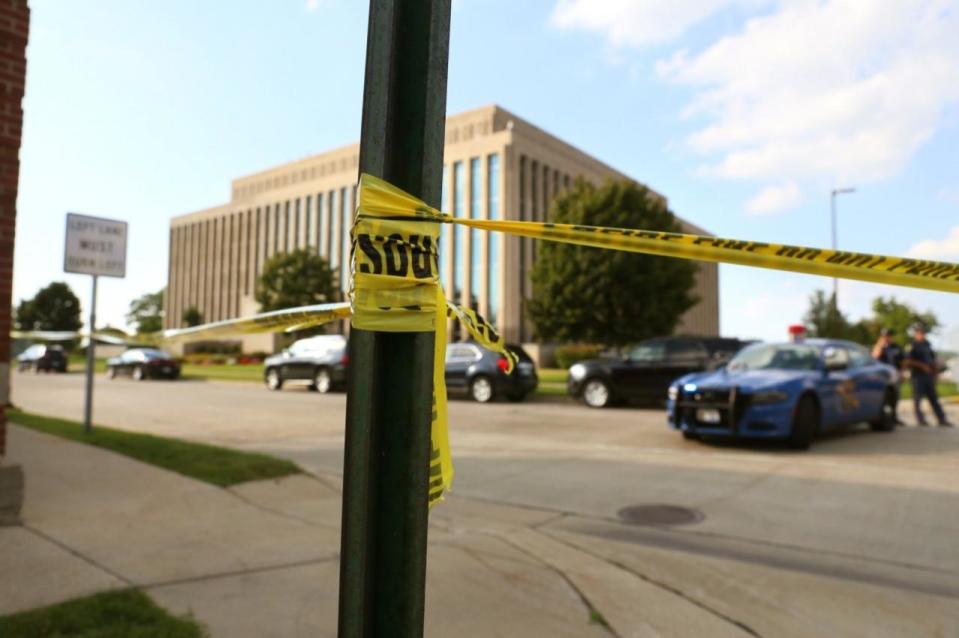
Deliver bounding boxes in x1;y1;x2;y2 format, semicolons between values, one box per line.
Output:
667;339;898;448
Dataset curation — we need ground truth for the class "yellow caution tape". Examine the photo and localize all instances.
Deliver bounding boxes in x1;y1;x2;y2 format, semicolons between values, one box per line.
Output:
349;171;957;507
23;173;953;511
358;173;959;294
350;175;516;506
162;303;352;342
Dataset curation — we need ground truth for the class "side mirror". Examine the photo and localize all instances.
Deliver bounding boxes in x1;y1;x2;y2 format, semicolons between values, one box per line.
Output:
825;361;847;373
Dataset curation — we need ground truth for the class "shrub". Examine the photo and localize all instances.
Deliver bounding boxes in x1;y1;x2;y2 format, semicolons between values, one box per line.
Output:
554;344;605;369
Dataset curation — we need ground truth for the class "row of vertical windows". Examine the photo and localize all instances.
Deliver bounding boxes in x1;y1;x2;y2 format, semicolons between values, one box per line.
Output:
469;157;481;310
487;154;500;327
452;161;465;299
170;186;358;327
517;154;573;341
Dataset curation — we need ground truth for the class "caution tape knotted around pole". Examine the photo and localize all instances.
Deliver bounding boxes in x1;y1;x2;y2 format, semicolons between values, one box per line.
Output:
22;173;955;508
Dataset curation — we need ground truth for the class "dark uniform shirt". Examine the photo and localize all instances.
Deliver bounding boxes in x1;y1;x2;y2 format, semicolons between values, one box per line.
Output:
875;343;903;368
905;340;937;377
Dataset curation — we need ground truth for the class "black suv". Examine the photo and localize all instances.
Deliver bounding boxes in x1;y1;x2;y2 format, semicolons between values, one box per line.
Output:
17;344;68;373
567;336;750;408
445;342;538;403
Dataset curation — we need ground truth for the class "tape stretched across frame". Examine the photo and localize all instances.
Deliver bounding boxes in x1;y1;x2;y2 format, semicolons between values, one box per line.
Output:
349;172;957;507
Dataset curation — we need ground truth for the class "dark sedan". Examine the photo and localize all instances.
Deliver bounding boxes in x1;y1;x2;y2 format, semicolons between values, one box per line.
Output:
17;344;68;373
445;342;538;403
107;348;181;380
567;336;750;408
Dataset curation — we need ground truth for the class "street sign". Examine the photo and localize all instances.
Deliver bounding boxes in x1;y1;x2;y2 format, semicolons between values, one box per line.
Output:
64;213;128;278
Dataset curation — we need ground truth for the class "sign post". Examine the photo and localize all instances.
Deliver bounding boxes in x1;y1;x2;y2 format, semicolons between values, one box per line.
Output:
64;213;127;434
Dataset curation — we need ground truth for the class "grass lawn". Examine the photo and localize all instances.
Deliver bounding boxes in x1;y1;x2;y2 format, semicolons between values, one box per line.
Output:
67;356;106;373
181;363;264;383
8;409;301;487
899;381;957;400
536;367;568;398
0;589;206;638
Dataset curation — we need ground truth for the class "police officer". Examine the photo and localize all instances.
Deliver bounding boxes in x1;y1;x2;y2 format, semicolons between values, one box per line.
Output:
904;323;952;427
872;328;903;424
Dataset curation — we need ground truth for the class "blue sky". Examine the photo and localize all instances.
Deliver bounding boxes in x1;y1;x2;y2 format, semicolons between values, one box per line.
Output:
15;0;959;349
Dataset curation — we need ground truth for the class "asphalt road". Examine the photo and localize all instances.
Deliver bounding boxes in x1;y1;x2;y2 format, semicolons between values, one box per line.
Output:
13;371;959;629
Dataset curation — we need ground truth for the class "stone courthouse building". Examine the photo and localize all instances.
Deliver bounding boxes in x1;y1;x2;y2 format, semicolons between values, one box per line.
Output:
164;105;719;353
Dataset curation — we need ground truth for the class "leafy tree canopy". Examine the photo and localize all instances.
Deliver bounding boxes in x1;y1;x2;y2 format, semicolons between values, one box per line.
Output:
15;282;82;331
126;289;164;334
527;178;699;347
181;306;203;328
803;291;939;345
255;248;338;313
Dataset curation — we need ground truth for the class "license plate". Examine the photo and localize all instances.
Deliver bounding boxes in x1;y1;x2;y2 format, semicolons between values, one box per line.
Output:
162;367;172;374
696;408;722;424
518;363;533;376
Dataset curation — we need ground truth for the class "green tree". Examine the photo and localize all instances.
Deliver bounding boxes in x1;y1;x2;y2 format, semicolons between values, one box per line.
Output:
803;290;852;339
866;296;939;345
126;289;165;334
15;282;82;331
255;248;338;312
181;306;203;328
527;178;698;347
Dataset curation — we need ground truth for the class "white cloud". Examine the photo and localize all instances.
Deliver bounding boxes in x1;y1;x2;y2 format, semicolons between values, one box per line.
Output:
745;181;800;215
305;0;324;11
552;1;959;204
938;186;959;203
907;225;959;261
549;0;741;47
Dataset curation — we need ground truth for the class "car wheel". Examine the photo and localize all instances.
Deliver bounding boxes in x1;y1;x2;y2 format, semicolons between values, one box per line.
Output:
582;378;612;408
789;395;819;449
132;366;145;381
107;367;116;380
869;388;897;432
265;368;283;391
470;375;494;403
314;367;333;394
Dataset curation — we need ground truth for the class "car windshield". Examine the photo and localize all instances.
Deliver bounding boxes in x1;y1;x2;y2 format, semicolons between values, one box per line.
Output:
138;349;170;360
727;344;820;371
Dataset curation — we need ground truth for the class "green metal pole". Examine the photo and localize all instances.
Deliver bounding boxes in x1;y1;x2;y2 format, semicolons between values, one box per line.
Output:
338;2;451;637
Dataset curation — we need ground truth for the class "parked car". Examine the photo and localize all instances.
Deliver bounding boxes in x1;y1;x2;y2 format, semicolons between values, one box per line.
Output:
107;348;181;380
567;336;750;408
17;344;68;373
263;334;348;393
445;341;538;403
667;339;898;449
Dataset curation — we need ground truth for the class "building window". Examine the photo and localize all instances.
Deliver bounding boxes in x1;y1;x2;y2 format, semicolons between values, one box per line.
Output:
273;203;281;255
542;164;550;221
284;201;291;253
304;196;312;252
440;164;449;288
487;153;500;328
340;186;349;291
452;161;465;301
293;198;301;249
469;157;481;310
315;192;323;255
518;155;527;322
327;190;336;261
253;208;261;285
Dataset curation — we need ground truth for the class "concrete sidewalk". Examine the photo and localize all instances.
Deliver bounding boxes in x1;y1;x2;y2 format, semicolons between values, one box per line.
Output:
0;425;612;637
3;423;957;637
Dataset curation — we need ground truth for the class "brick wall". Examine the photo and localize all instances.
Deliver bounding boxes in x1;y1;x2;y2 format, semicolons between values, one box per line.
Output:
0;1;30;456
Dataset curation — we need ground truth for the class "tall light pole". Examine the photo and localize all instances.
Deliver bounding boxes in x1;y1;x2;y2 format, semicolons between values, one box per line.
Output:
830;187;855;307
